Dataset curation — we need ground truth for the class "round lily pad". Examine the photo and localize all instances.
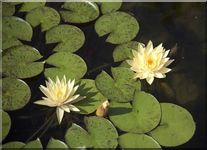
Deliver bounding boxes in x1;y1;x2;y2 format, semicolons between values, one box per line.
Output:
19;2;46;12
2;78;31;111
65;117;118;148
2;110;11;141
100;2;122;14
74;79;106;114
46;25;85;52
23;139;43;149
95;67;141;102
109;91;161;133
26;6;60;32
44;52;87;80
2;45;44;79
3;141;25;149
95;11;139;44
2;3;15;17
46;138;68;149
149;103;196;147
2;16;33;50
119;133;161;148
60;1;99;23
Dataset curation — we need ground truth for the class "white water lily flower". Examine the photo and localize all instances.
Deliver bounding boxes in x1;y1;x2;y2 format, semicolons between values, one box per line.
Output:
34;76;85;124
127;41;174;85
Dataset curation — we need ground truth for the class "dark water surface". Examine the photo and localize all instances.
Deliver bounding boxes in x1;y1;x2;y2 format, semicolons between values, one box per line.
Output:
3;2;206;149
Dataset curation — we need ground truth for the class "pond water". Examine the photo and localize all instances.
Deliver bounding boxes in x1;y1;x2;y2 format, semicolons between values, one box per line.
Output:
2;2;206;149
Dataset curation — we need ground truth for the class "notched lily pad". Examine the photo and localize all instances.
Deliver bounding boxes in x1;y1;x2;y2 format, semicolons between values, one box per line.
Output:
44;52;87;80
2;78;31;111
149;103;196;147
3;45;44;78
109;91;161;133
100;2;122;14
95;11;139;44
119;133;161;148
2;3;15;17
65;116;118;148
26;6;60;32
95;67;141;102
19;2;46;12
2;110;11;141
2;16;33;50
74;79;106;114
46;25;85;52
46;138;68;149
60;1;99;23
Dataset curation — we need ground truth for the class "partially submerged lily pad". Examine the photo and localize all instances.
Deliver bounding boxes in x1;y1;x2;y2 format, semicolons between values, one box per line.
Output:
46;138;68;149
26;6;60;32
2;3;15;17
2;16;33;50
109;91;161;133
149;103;196;147
19;2;46;12
118;133;161;148
60;1;99;23
44;52;87;80
46;25;85;52
3;45;44;79
74;79;106;114
65;117;118;148
100;2;122;14
95;11;139;44
2;110;11;141
2;78;31;111
95;67;141;102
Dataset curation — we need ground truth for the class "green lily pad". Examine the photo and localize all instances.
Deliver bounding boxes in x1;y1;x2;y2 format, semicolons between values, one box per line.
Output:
119;133;161;148
26;6;60;32
2;16;33;50
95;11;139;44
46;138;68;149
65;117;118;148
149;103;196;147
109;91;161;133
2;78;31;111
23;139;43;149
2;3;15;17
113;41;143;62
74;79;106;114
19;2;46;12
60;1;99;23
2;110;11;141
44;52;87;80
95;67;141;102
3;141;25;149
2;45;44;78
45;25;85;52
101;2;122;14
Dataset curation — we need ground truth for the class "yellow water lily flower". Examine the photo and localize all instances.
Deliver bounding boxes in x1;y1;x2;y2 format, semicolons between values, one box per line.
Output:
34;76;85;124
127;41;174;85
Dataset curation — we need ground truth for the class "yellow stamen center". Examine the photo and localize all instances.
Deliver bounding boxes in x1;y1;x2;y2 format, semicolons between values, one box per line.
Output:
146;57;156;69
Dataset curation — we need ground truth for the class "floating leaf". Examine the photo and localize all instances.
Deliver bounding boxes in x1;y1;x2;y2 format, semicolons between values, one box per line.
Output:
95;11;139;44
46;138;68;149
2;3;15;17
3;45;44;78
65;117;118;148
19;2;46;12
60;1;99;23
113;41;143;62
100;2;122;14
26;6;60;32
44;52;87;80
3;141;25;149
74;79;106;114
119;133;161;148
23;138;43;149
46;25;85;52
2;78;31;111
149;103;196;147
2;110;11;141
109;91;161;133
95;67;141;102
2;16;33;50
